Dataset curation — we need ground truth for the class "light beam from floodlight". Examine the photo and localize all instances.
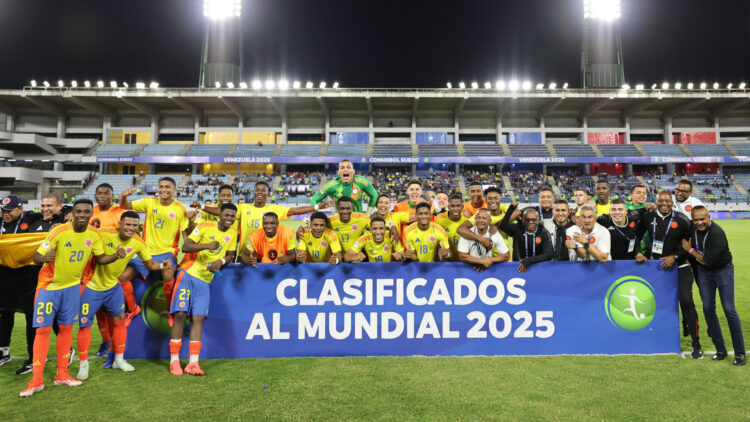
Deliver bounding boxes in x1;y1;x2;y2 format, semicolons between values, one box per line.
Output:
651;83;657;89
203;0;241;19
319;81;327;89
252;80;262;89
495;80;505;90
123;82;129;88
583;0;621;21
674;82;682;89
97;81;104;88
661;82;669;89
43;81;50;87
71;80;78;88
727;83;733;89
239;81;247;89
635;84;644;90
150;82;159;89
265;80;275;89
277;80;288;90
215;81;221;88
136;82;146;89
292;80;301;89
563;82;569;89
536;83;544;90
621;84;630;90
484;82;491;89
740;82;746;90
509;80;519;91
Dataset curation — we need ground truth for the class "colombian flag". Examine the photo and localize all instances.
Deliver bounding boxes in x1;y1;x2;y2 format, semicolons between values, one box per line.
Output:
0;233;47;268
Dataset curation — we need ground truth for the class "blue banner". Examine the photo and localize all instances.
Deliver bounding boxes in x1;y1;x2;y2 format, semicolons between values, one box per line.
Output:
126;261;679;359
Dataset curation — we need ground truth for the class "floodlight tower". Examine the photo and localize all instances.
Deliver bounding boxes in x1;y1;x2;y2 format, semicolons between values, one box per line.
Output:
581;0;625;88
199;0;244;88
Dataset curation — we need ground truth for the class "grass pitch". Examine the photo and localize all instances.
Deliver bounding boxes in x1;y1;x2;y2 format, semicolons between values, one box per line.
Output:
1;220;749;420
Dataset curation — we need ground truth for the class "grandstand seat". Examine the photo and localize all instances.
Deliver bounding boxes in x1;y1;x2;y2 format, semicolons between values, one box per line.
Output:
552;145;596;157
640;145;685;156
685;144;730;156
417;145;458;157
507;145;550;157
280;144;321;156
141;145;186;156
462;144;505;156
233;145;277;157
596;144;642;156
730;143;750;156
372;144;412;157
188;144;231;156
91;144;139;157
327;145;368;156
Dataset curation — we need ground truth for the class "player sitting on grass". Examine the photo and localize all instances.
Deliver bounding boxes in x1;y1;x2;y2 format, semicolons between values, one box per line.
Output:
77;211;174;380
168;203;238;376
345;216;404;262
20;199;122;398
296;212;342;264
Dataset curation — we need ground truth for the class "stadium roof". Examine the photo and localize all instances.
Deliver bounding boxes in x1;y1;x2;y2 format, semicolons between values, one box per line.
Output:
1;88;749;121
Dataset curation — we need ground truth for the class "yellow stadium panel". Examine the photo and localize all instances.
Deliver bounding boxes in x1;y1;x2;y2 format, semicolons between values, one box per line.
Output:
241;131;277;144
239;163;274;174
203;132;239;144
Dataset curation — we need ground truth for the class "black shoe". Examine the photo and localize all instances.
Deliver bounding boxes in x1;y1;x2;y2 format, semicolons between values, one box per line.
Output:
733;354;746;366
0;352;10;367
691;345;703;359
15;360;32;375
712;350;728;361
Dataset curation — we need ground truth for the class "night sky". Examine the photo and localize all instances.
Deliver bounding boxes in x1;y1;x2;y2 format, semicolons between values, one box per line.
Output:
0;0;748;89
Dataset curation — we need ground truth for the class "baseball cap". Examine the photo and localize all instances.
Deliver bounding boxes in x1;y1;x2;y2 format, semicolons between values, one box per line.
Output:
1;195;22;211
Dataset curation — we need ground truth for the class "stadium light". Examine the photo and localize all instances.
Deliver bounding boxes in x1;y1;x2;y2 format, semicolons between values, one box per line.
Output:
226;82;234;88
97;80;104;88
661;82;669;90
30;80;37;87
57;80;64;87
305;81;313;89
621;83;630;90
149;82;159;89
548;82;557;90
635;84;644;90
203;0;241;19
535;83;544;90
122;82;129;88
727;83;733;89
484;82;491;89
319;81;326;89
583;0;621;21
522;80;532;90
458;82;466;89
674;82;682;89
332;81;339;89
110;81;117;88
71;80;78;88
265;80;275;89
687;82;694;89
43;80;50;88
700;82;707;89
214;81;221;88
252;79;262;89
292;80;301;89
740;82;746;90
471;82;478;89
495;80;505;90
239;81;248;89
446;82;452;89
136;82;146;89
84;80;91;88
713;82;719;89
651;83;657;89
509;80;519;91
278;79;289;90
562;82;568;89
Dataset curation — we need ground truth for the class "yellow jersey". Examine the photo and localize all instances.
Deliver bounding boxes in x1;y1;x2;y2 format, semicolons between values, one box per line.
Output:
300;228;341;263
131;197;189;255
403;222;450;262
195;210;219;224
87;228;152;291
36;223;104;290
434;213;469;260
181;222;238;283
381;211;412;240
237;203;289;253
596;202;611;217
329;212;370;252
350;232;404;262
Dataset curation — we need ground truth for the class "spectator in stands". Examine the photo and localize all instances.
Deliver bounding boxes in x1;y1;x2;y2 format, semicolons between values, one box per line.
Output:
457;208;510;271
543;199;576;261
672;179;705;221
498;201;553;273
565;205;611;263
686;206;745;366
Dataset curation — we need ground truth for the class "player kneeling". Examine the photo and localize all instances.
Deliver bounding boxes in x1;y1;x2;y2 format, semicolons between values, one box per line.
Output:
296;212;342;264
168;203;237;376
345;216;404;262
77;211;173;380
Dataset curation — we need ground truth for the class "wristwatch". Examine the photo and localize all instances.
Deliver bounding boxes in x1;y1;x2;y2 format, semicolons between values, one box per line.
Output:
583;243;590;249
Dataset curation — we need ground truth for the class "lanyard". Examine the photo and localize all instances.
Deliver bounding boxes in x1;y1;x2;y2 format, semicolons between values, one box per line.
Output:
694;227;710;254
524;232;536;257
0;219;21;235
652;216;674;242
612;217;632;240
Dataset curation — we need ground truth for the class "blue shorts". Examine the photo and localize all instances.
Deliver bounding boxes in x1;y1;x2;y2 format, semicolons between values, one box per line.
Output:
33;284;80;327
170;269;210;317
79;285;126;327
127;252;176;279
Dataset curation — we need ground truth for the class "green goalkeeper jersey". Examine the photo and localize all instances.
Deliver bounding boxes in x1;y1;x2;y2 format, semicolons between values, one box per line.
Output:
311;175;378;213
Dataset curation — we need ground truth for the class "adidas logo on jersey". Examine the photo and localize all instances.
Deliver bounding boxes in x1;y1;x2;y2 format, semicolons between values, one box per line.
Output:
65;242;72;247
107;242;114;247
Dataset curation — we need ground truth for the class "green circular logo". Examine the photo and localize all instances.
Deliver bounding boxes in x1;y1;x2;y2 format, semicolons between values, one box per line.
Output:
605;276;656;331
141;282;171;334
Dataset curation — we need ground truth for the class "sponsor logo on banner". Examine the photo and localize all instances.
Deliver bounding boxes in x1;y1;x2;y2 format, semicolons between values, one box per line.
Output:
605;275;656;331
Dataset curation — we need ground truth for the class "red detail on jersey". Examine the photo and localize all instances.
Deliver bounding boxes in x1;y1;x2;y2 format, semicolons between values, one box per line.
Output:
589;236;596;243
20;222;28;230
629;221;636;228
383;245;390;252
168;212;176;219
429;235;436;242
566;236;571;240
671;222;678;229
535;237;542;244
81;317;88;324
125;247;133;254
351;224;359;231
36;317;43;323
320;241;327;248
85;239;93;247
685;205;693;212
224;235;231;243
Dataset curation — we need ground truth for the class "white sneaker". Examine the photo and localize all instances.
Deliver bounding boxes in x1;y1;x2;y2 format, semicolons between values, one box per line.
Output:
113;359;135;372
77;360;89;380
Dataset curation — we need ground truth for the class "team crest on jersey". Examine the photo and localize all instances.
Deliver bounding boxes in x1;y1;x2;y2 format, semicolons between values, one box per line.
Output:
352;188;359;195
685;205;693;212
125;247;133;254
224;235;231;243
85;239;93;247
180;301;186;308
42;241;50;249
383;245;390;252
589;236;596;243
387;220;394;227
351;224;359;231
320;240;327;247
168;212;176;219
268;249;278;260
20;223;28;230
36;317;43;324
429;235;436;242
671;222;679;229
81;317;88;324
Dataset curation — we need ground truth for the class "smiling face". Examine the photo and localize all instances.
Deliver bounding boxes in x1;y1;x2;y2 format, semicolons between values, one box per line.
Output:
407;183;423;204
485;191;501;212
219;208;237;231
218;188;234;204
310;217;327;238
337;200;353;223
692;208;710;231
158;180;176;202
41;196;62;221
119;216;140;239
675;182;692;202
254;184;269;205
416;207;431;227
474;209;490;231
448;198;463;220
595;182;610;202
436;192;448;209
522;209;539;233
72;203;93;230
610;203;626;224
553;203;569;224
539;190;554;209
469;184;483;204
262;214;279;238
1;207;22;224
376;196;391;215
338;160;355;184
656;192;673;215
370;220;386;243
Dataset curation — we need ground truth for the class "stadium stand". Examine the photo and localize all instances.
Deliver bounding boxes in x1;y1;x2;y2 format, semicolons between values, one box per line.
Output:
280;144;321;156
597;144;642;156
553;144;596;157
92;144;140;157
188;144;231;156
685;144;731;156
507;144;550;157
233;145;276;156
417;144;459;157
80;174;135;198
640;144;686;156
462;144;505;156
141;144;186;156
372;144;412;157
327;145;367;156
729;142;750;156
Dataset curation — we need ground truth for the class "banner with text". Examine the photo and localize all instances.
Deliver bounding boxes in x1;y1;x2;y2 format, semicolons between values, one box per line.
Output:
126;260;679;359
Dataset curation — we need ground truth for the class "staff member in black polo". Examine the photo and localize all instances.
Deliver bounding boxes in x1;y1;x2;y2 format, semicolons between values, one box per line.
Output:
597;198;642;260
684;206;745;366
635;191;702;358
498;201;553;273
543;199;575;261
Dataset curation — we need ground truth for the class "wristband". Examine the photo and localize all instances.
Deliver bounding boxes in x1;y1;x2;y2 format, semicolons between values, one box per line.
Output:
688;248;694;255
159;261;165;269
314;204;320;211
220;258;226;265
